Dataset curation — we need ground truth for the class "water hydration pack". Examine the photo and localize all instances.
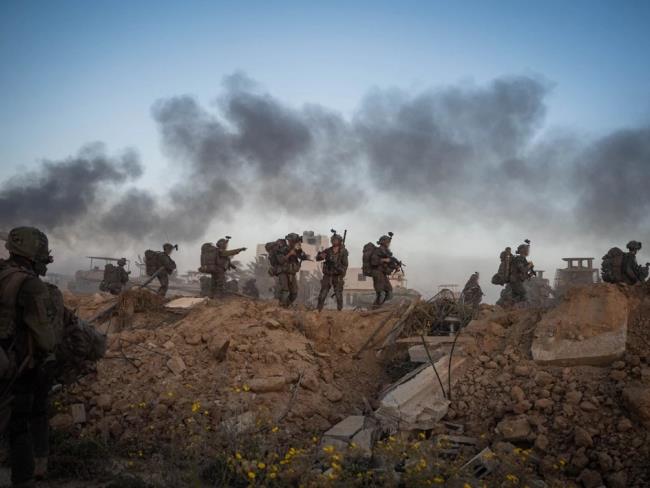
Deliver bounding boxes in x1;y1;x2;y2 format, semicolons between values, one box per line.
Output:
601;247;625;283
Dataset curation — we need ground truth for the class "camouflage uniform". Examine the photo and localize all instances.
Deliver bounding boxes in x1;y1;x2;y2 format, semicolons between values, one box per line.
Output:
101;258;129;295
316;235;348;311
370;236;396;306
271;234;308;307
461;272;483;310
157;244;177;297
210;238;246;298
501;243;533;305
0;227;56;487
622;241;649;285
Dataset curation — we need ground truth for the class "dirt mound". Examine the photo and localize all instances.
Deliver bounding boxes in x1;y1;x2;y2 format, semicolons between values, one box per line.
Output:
449;283;650;486
55;296;399;448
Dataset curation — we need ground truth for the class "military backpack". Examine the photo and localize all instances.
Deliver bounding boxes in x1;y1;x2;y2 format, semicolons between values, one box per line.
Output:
199;243;219;274
362;243;377;277
144;250;164;276
601;247;625;283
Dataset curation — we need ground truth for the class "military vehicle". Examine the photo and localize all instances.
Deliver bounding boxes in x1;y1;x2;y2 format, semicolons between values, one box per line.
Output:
68;256;132;294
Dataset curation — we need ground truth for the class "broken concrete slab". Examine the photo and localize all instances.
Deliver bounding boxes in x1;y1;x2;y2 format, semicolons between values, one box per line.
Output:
165;297;208;309
396;336;475;346
407;345;446;363
531;284;628;366
324;415;366;440
461;447;499;480
166;355;186;375
350;427;376;458
375;355;467;431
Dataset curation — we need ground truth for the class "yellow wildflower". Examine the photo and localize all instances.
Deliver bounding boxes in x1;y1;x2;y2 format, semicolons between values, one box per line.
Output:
247;471;256;480
258;462;266;469
191;401;201;413
271;426;279;433
506;474;519;483
235;452;242;460
433;476;444;484
242;384;250;392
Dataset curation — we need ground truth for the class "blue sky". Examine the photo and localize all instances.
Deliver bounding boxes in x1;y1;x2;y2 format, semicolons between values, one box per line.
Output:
1;0;649;177
1;1;650;299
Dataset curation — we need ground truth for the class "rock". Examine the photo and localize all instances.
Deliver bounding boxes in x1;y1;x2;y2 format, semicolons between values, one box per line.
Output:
534;371;554;386
580;401;597;412
597;451;613;472
610;370;626;382
513;401;532;414
535;398;554;410
165;297;207;309
514;365;531;377
184;334;202;345
531;285;628;366
488;322;506;337
162;340;175;350
339;343;352;354
534;433;549;451
166;355;186;375
511;385;525;402
565;390;583;404
324;385;343;403
95;394;112;410
248;376;287;393
574;426;593;447
622;386;650;427
485;361;498;369
70;403;87;424
572;449;589;470
612;360;626;369
324;415;366;440
301;371;320;392
264;318;282;329
616;417;633;432
578;468;603;488
496;415;531;441
606;471;627;488
49;413;74;430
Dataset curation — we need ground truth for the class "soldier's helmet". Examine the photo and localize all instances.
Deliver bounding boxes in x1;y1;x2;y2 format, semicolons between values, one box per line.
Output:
331;234;343;244
626;240;642;251
117;258;127;266
285;233;300;242
217;237;230;249
6;227;53;265
377;234;392;245
516;243;530;254
163;243;174;251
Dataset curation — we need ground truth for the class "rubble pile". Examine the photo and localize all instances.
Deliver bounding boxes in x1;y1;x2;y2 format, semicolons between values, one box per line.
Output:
440;284;650;486
55;291;399;448
54;283;650;486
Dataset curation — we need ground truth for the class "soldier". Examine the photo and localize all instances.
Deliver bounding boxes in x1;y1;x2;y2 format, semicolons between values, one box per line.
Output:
0;227;56;487
461;272;483;310
100;258;129;295
506;241;535;304
369;234;402;307
622;240;649;285
211;237;246;297
157;243;177;297
270;233;309;308
316;231;349;311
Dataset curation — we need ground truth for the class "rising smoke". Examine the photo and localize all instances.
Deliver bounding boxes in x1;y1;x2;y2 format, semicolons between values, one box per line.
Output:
1;73;648;250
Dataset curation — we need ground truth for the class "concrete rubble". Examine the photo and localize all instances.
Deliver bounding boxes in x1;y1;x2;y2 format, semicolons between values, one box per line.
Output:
164;296;208;309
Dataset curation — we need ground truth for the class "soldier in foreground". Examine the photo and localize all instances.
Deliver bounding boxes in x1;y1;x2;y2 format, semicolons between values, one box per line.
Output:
0;227;55;487
461;272;483;310
267;233;309;308
316;230;349;311
212;237;246;297
364;232;403;308
99;257;129;295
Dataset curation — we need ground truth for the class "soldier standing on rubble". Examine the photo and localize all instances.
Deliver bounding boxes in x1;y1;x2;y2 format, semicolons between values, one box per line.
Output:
271;233;309;308
100;258;130;295
0;227;56;487
211;237;246;297
316;231;349;311
622;241;649;284
461;272;483;310
157;243;177;297
370;234;397;307
507;241;535;304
